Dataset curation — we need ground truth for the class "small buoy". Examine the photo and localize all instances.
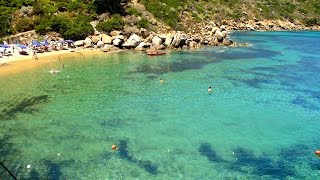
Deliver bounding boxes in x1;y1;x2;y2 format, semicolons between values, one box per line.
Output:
232;152;235;155
111;144;117;150
315;150;320;155
27;165;31;169
58;153;61;156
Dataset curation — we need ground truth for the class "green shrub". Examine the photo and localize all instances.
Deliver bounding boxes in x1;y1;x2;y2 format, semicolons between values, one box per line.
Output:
127;7;142;16
137;18;149;29
35;14;94;40
14;17;35;33
96;14;124;32
304;18;318;26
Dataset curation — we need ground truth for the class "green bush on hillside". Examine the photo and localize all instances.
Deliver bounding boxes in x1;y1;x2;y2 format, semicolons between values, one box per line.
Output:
35;14;94;40
304;18;318;26
137;18;149;29
96;14;124;33
14;17;35;33
127;7;142;16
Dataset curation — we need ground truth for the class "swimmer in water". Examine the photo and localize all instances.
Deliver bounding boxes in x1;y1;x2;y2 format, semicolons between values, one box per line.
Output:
208;86;212;93
160;78;164;83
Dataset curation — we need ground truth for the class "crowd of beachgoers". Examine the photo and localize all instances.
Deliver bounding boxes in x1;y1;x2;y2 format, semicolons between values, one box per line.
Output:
0;40;77;62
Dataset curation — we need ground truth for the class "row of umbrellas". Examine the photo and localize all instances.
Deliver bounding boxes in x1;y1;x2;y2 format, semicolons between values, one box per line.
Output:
0;40;75;49
32;40;74;46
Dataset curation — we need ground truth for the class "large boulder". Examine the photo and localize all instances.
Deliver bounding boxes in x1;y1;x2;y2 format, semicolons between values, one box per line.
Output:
152;36;162;46
112;35;124;46
97;40;104;48
74;40;84;47
101;34;112;44
135;42;151;51
84;37;92;47
101;44;111;52
122;34;141;48
215;30;224;42
164;33;174;46
212;27;220;34
171;32;188;48
91;35;100;44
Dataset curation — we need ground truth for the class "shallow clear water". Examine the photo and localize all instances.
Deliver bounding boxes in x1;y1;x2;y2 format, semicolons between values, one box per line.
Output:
1;31;320;179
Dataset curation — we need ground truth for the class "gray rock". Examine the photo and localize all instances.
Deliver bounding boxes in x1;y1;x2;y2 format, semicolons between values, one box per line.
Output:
101;44;111;52
122;33;141;48
215;30;224;42
112;36;124;46
84;37;92;47
74;40;84;46
165;33;174;46
152;36;163;46
97;40;104;48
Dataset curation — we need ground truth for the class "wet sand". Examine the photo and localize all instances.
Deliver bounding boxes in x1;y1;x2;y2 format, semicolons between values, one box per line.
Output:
0;49;111;77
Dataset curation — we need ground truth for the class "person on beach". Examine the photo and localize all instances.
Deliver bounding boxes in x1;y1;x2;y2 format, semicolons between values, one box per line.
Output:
33;51;38;61
208;86;212;93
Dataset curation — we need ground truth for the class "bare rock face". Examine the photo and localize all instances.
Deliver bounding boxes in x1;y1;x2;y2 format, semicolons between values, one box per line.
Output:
152;36;163;46
123;25;140;36
122;33;141;48
139;28;150;39
101;34;112;44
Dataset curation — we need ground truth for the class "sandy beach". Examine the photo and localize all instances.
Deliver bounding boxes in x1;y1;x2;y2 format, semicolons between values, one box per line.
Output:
0;49;109;77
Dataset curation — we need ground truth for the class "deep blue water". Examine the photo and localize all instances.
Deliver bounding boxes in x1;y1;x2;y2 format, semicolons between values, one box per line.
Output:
0;31;320;179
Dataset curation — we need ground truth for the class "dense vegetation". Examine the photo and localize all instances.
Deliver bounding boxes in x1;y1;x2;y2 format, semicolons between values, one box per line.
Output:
0;0;123;39
0;0;320;39
139;0;320;28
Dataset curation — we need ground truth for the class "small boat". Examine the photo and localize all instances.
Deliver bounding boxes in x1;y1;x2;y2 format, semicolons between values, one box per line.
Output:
147;50;166;56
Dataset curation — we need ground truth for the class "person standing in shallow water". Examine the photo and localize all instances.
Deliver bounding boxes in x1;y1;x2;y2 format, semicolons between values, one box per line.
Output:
208;86;212;93
33;51;38;61
160;78;164;83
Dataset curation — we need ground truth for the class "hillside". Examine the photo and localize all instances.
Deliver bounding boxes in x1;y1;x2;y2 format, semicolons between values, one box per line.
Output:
0;0;319;40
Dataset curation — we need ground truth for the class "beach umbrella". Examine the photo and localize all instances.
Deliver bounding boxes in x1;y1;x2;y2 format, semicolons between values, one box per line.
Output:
18;44;27;49
0;44;10;48
66;40;74;43
32;40;41;46
40;41;49;45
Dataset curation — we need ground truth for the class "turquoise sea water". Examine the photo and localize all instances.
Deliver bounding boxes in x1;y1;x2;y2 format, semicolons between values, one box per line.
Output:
1;31;320;179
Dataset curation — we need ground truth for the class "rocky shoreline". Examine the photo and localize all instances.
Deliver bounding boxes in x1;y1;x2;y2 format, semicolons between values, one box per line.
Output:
3;18;319;54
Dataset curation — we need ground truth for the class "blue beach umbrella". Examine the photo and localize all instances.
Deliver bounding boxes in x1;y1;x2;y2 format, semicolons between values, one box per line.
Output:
40;41;49;45
0;44;10;48
65;40;74;43
32;40;41;46
18;44;27;49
